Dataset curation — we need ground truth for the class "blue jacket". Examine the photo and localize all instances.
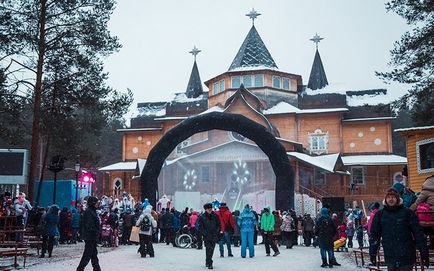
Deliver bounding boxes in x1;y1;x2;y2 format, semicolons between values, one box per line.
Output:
237;207;256;232
172;211;181;231
44;205;60;237
71;208;80;228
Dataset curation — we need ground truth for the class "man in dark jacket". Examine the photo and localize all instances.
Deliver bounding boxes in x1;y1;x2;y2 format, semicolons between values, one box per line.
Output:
369;188;429;271
77;196;101;271
121;209;133;245
303;213;315;246
160;208;174;245
198;203;221;270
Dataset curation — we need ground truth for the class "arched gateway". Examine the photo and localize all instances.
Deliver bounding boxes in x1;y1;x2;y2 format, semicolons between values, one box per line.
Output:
140;111;294;211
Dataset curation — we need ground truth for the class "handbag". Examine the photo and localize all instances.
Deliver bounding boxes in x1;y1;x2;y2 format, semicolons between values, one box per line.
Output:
129;226;140;243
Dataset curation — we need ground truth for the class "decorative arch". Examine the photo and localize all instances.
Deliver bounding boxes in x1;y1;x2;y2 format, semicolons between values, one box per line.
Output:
140;111;294;210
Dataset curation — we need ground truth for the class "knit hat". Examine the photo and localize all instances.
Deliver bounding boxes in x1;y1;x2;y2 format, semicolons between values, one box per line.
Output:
244;204;250;209
385;188;400;203
203;203;213;210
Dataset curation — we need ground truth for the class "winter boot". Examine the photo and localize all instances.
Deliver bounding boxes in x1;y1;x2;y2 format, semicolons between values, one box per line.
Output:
321;258;328;268
331;258;341;266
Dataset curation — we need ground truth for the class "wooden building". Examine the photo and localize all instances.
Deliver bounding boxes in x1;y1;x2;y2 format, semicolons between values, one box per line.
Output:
396;126;434;191
99;11;406;210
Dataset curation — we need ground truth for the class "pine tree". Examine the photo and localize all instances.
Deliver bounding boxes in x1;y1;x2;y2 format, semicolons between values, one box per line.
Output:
377;0;434;125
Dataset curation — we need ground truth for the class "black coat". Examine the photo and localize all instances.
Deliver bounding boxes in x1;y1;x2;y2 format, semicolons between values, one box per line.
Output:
315;216;336;249
161;212;174;229
369;204;428;266
81;207;100;241
198;211;221;243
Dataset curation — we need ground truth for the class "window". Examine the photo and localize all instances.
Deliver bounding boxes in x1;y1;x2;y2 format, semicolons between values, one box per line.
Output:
272;76;281;88
254;74;264;87
113;178;122;198
416;137;434;174
243;75;252;87
314;169;326;185
212;80;225;95
232;76;241;88
351;166;365;185
282;78;290;90
201;166;210;183
308;129;329;155
219;80;225;92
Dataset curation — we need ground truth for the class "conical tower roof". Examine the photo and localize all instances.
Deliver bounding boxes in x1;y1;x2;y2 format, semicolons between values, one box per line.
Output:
229;25;278;71
186;60;203;98
307;49;329;90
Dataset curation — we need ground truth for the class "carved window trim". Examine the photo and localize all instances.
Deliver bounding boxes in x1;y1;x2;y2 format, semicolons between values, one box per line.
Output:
416;137;434;174
308;129;329;155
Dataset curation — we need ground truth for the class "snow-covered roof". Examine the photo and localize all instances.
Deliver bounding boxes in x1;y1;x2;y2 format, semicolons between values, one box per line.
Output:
117;128;162;132
263;102;348;115
287;152;346;174
276;137;303;146
171;93;206;103
346;90;390;107
98;161;137;171
341;155;407;166
153;116;188;121
136;104;166;117
228;65;280;72
343;117;395;122
304;83;349;95
394;125;434;132
137;158;147;175
198;105;224;115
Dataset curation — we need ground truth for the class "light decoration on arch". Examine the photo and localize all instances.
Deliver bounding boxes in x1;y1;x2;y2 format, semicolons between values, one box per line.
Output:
183;169;197;190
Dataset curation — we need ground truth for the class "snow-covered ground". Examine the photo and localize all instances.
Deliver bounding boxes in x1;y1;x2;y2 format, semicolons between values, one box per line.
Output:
20;242;360;271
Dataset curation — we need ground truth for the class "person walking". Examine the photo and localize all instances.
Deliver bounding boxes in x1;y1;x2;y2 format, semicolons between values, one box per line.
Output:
41;205;59;258
121;209;133;245
260;206;280;256
303;214;315;246
315;207;339;268
136;207;157;257
369;188;429;271
71;208;80;244
280;211;295;249
198;203;221;270
216;202;234;257
76;196;101;271
237;204;256;258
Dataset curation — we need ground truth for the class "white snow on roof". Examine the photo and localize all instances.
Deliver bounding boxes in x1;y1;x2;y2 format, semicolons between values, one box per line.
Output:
229;65;280;72
287;152;342;173
199;105;224;115
153;116;188;121
346;92;391;107
394;125;434;132
304;83;349;95
98;161;137;171
343;117;395;122
137;105;166;117
137;158;146;175
264;102;348;115
341;155;407;166
172;93;205;103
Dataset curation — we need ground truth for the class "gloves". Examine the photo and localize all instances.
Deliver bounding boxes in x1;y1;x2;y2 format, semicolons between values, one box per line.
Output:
422;255;429;268
370;254;377;266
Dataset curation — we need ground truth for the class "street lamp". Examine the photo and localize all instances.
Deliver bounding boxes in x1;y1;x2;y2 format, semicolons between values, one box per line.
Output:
75;161;80;208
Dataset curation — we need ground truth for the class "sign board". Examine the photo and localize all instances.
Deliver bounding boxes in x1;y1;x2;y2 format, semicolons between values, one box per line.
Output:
0;149;28;184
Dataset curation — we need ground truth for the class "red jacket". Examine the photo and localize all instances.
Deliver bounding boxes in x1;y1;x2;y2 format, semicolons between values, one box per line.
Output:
216;207;234;232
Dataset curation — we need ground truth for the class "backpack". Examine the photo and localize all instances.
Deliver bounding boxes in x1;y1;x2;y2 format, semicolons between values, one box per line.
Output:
416;202;433;222
140;215;151;231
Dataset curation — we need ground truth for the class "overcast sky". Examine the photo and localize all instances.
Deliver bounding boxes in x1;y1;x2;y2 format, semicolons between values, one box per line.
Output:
104;0;410;118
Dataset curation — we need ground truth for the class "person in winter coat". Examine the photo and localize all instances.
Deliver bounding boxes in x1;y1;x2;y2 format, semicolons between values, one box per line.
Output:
161;208;174;245
216;202;234;257
260;206;280;256
198;203;221;270
136;207;157;257
369;188;429;271
41;205;59;258
232;210;241;247
121;209;133;245
71;208;81;244
303;214;315;246
355;219;364;248
393;182;417;208
345;221;355;248
410;175;434;211
189;210;199;246
76;196;101;271
280;211;295;249
58;207;70;244
334;223;347;251
237;204;256;258
367;202;380;236
315;207;340;268
272;211;282;247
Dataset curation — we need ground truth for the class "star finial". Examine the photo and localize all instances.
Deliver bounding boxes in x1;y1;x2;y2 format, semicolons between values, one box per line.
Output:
310;33;324;50
246;8;261;25
189;46;201;61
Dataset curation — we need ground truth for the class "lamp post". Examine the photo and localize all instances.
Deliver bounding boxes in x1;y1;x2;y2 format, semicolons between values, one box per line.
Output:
75;161;80;208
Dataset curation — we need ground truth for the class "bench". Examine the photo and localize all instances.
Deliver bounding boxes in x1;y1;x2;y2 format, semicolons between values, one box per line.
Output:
0;240;28;268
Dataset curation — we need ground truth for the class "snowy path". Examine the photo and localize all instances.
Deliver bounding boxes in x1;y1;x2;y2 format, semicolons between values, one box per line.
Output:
25;243;360;271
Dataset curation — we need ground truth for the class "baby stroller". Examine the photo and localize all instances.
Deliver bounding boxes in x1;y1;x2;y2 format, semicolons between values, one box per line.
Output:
101;223;112;247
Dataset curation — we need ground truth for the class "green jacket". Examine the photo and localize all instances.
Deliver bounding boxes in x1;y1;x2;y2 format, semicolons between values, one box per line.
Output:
260;212;275;232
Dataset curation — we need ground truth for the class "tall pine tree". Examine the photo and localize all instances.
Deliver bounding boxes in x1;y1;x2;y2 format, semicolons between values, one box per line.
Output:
377;0;434;125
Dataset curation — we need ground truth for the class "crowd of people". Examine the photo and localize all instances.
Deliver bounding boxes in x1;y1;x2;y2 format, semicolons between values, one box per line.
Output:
1;175;434;270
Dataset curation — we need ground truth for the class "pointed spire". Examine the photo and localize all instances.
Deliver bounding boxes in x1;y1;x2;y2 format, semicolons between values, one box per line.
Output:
307;34;328;90
229;10;277;71
186;46;203;98
246;8;261;26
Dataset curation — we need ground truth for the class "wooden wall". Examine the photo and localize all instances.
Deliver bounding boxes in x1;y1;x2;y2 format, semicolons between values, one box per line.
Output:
342;121;391;154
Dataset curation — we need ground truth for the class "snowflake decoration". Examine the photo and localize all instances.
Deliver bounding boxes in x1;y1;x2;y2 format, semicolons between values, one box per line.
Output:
183;169;197;190
231;160;251;185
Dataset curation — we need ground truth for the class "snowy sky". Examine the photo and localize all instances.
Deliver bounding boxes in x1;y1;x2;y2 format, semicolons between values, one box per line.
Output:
104;0;410;118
